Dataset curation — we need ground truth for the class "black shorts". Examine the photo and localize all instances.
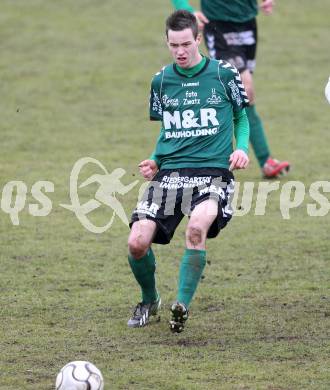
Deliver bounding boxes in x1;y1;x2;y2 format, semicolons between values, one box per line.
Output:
204;19;257;73
130;168;235;245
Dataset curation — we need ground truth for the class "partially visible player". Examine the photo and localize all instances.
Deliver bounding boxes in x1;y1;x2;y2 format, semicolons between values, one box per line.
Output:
127;10;249;333
171;0;290;178
325;76;330;104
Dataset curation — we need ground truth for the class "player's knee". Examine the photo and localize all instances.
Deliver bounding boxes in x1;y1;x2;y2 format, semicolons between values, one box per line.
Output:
186;225;204;247
128;236;149;259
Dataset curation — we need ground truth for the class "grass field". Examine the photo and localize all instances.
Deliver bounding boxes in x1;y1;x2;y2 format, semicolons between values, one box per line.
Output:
0;0;329;389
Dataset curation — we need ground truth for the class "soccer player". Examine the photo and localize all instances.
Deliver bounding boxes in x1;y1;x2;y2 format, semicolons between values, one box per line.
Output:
127;10;249;333
171;0;290;178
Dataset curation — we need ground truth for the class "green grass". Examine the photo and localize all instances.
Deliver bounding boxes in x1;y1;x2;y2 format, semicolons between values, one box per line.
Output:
0;0;329;389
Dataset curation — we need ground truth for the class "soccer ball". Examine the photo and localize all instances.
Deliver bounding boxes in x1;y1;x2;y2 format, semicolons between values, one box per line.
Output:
55;361;104;390
325;76;330;104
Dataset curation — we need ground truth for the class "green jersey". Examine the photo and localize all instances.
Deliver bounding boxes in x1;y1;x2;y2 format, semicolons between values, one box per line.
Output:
172;0;258;23
149;58;249;169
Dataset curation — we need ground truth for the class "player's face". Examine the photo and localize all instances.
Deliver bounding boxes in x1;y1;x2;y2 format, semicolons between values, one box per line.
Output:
167;28;201;69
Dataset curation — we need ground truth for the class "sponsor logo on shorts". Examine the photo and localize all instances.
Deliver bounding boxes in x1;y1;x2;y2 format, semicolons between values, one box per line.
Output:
200;184;226;198
160;175;212;189
135;201;160;217
223;30;255;46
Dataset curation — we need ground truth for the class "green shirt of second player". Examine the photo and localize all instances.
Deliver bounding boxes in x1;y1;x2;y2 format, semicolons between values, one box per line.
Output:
172;0;259;23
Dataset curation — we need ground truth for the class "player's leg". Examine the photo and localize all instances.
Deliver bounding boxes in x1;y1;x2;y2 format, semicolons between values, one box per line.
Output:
243;72;291;177
242;21;290;177
241;68;271;168
179;199;217;303
170;171;235;333
127;169;185;328
170;199;218;333
127;219;161;328
128;219;158;302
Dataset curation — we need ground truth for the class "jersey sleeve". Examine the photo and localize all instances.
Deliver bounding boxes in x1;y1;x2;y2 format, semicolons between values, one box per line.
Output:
219;60;250;111
233;108;249;153
149;70;164;121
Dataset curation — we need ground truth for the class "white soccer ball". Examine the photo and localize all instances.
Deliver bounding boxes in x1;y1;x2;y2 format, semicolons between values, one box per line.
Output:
55;361;104;390
325;76;330;104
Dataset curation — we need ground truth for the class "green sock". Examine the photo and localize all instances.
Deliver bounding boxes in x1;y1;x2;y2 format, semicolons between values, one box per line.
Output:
128;248;158;304
177;248;206;308
246;105;270;167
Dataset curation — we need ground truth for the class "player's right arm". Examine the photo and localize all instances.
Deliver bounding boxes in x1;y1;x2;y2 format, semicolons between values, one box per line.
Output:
171;0;209;29
142;71;165;180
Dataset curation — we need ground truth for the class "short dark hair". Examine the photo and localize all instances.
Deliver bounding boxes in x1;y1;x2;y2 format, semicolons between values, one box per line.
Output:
165;10;198;39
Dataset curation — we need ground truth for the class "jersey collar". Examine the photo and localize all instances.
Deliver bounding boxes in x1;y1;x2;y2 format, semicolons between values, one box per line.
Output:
173;56;210;78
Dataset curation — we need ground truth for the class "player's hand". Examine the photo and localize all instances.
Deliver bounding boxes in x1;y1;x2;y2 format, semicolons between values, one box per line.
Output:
194;11;209;30
138;159;158;180
260;0;274;15
229;150;249;171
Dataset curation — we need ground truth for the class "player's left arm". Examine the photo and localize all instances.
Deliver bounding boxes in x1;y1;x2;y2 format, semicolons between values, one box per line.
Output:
260;0;274;15
229;109;250;171
219;62;250;170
